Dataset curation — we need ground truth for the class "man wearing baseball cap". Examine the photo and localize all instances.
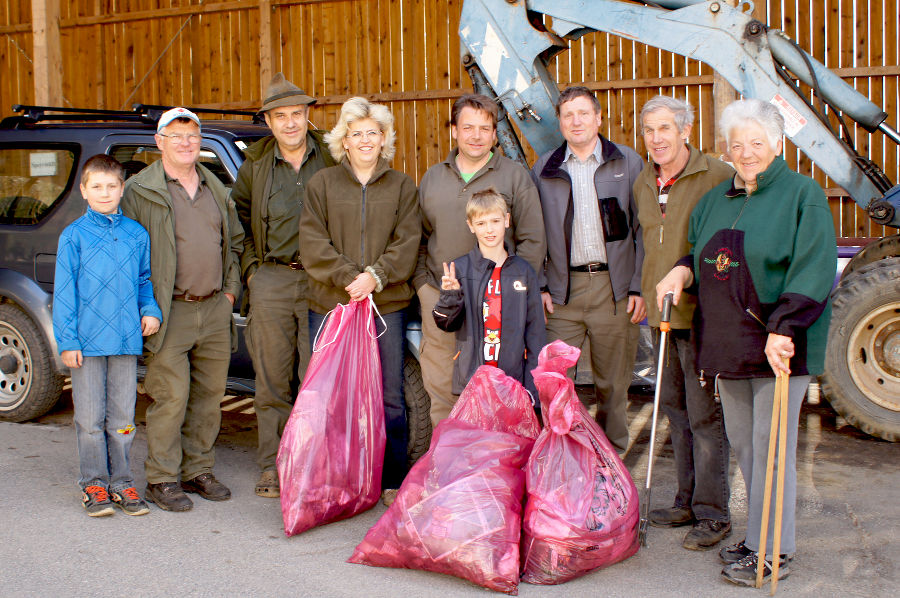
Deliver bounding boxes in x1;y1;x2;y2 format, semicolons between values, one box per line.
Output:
122;107;244;511
232;73;334;498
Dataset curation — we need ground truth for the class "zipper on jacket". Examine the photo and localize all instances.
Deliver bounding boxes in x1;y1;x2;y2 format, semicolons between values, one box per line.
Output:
731;194;751;229
110;216;125;354
360;184;367;266
745;307;767;329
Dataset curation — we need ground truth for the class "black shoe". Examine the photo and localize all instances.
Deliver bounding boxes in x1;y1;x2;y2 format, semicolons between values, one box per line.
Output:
648;506;695;527
683;519;732;550
182;473;231;501
719;539;752;564
82;485;115;517
722;553;792;586
146;482;193;512
110;487;150;516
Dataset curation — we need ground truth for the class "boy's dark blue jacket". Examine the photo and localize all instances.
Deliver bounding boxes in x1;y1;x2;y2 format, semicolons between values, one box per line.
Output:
53;207;162;356
432;244;545;399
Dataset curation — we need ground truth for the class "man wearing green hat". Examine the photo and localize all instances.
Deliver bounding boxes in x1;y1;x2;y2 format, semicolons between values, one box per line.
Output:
232;73;335;498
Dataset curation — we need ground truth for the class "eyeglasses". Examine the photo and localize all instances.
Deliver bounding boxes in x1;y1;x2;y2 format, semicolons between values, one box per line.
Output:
346;130;382;140
158;133;202;144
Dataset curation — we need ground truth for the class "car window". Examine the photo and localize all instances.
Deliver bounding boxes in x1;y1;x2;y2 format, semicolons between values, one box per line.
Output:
109;145;235;188
0;147;77;224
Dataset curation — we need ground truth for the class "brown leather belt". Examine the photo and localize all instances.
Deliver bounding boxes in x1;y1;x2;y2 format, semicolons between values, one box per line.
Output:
173;290;219;302
267;260;304;270
570;262;608;273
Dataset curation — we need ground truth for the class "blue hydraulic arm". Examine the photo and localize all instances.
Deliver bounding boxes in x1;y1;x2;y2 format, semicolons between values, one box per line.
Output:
459;0;900;227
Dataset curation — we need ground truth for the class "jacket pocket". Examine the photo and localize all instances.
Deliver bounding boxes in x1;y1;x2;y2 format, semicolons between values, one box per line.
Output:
598;196;629;242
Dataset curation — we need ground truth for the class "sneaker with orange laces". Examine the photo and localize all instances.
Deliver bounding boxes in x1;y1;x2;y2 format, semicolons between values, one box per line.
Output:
82;485;115;517
110;486;150;516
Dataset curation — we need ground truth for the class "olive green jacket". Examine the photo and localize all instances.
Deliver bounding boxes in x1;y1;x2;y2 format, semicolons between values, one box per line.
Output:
634;145;733;328
122;160;244;353
231;131;334;282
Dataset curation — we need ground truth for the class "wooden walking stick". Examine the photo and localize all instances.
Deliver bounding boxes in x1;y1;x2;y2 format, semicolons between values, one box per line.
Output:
755;371;780;589
770;361;790;595
756;358;789;592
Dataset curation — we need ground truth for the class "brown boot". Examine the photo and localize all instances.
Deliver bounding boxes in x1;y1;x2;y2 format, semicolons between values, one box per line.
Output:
648;506;694;527
683;519;732;550
146;482;193;512
181;473;231;501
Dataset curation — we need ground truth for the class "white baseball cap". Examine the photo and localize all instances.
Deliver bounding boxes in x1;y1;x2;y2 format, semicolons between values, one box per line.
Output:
157;107;201;133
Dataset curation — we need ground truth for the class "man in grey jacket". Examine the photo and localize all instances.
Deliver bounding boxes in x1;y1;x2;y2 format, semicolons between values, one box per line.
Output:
415;94;546;425
232;73;334;498
532;86;645;451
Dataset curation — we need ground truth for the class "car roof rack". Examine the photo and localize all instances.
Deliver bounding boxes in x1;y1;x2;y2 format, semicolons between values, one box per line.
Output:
2;105;152;128
132;104;265;124
1;103;265;128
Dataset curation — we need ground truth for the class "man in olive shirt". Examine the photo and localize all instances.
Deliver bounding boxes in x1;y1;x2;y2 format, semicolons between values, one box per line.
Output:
123;108;243;512
232;73;334;498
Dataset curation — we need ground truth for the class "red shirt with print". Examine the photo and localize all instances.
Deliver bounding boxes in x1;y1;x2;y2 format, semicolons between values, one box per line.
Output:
482;266;502;366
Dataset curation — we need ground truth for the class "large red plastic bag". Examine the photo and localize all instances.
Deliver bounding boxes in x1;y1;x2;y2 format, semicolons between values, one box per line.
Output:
349;365;539;594
520;340;640;584
277;299;385;536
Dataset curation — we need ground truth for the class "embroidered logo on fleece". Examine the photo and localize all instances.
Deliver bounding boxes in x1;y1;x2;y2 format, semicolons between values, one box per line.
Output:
704;247;740;280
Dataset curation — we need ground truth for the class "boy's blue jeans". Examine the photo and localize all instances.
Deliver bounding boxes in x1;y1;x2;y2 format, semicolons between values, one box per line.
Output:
70;355;138;492
309;307;409;490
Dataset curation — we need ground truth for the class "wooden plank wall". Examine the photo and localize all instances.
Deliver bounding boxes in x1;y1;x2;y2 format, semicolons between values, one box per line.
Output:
1;0;898;238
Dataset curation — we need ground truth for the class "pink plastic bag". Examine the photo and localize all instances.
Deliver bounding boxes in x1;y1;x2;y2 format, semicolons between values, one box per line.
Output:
349;365;540;595
277;299;385;536
520;340;640;584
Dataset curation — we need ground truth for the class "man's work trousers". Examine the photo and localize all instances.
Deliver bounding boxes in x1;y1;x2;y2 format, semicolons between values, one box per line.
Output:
546;271;638;451
417;283;459;427
246;263;311;472
654;328;730;522
143;292;232;484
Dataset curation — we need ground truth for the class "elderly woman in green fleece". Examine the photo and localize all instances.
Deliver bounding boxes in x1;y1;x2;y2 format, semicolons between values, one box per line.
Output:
656;98;836;587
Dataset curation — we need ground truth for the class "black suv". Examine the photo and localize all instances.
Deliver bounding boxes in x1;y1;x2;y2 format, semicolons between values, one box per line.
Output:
0;105;436;460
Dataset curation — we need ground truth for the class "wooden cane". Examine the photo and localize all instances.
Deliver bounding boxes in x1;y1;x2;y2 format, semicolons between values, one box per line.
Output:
770;360;790;595
756;370;782;588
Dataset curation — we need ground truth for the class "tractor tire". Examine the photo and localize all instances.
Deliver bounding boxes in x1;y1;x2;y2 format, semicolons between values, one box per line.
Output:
0;303;65;422
404;351;432;465
821;257;900;441
841;233;900;277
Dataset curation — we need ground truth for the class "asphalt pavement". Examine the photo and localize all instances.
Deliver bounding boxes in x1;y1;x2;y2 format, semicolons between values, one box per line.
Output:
1;389;897;597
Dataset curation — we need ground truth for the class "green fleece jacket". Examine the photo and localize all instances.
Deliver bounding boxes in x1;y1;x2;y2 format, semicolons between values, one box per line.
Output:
122;160;244;354
635;145;733;328
299;158;421;315
685;157;836;376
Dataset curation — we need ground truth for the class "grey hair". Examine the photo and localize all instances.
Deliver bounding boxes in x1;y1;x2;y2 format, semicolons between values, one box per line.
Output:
720;98;785;150
640;95;694;132
324;97;397;162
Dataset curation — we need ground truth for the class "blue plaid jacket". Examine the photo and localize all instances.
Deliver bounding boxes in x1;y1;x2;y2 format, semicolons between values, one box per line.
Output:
53;207;162;356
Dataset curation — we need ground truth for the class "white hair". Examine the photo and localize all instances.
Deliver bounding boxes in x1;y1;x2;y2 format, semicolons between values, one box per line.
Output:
720;98;785;150
324;97;396;162
640;95;694;132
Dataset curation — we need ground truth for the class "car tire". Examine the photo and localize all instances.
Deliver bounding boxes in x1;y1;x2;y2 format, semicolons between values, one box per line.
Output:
404;351;432;465
821;257;900;441
0;303;65;422
840;233;900;277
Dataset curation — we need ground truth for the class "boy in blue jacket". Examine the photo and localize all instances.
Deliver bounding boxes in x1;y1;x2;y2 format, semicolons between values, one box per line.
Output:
433;188;545;406
53;155;162;517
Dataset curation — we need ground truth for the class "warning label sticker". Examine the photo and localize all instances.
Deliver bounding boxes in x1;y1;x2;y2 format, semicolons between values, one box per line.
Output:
770;94;807;137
